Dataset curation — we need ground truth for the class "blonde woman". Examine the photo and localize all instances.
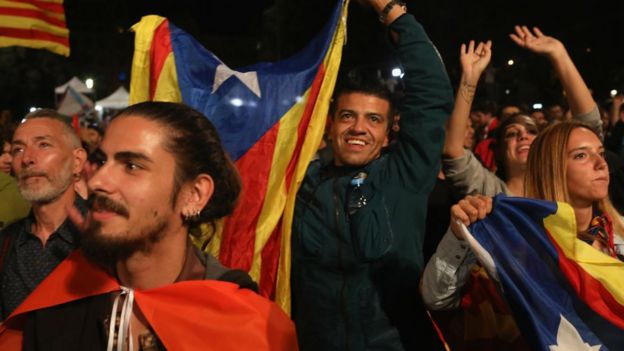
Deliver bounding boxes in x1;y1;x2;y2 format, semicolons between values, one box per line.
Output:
524;121;624;258
422;26;604;311
449;121;624;265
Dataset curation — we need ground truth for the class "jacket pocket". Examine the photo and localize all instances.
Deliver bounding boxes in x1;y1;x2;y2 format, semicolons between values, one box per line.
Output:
349;192;394;261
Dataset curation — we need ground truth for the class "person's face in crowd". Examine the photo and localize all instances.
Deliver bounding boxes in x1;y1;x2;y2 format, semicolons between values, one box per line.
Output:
502;123;538;170
84;116;185;262
500;106;520;121
463;119;475;149
329;92;390;167
11;118;82;203
473;111;493;128
469;111;480;126
0;142;12;174
600;108;610;134
530;110;547;128
79;127;102;154
565;128;609;208
547;105;564;122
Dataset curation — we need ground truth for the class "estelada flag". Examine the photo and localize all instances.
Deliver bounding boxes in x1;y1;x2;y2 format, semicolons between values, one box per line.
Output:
0;251;298;350
0;0;69;56
129;0;349;313
463;195;624;351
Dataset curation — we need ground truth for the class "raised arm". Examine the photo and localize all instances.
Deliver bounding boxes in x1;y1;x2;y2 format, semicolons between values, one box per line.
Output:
443;40;492;159
610;95;624;127
510;26;595;116
368;3;453;190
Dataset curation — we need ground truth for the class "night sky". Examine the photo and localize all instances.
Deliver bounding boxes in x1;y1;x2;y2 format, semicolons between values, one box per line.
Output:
1;0;623;117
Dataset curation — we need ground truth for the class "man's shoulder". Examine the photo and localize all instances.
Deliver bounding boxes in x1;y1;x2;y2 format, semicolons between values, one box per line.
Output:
1;216;28;237
196;248;259;293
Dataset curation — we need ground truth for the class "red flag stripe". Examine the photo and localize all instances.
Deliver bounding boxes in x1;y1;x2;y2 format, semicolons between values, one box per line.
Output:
219;124;279;270
284;63;326;190
149;20;173;100
0;6;67;27
547;230;624;328
0;26;68;45
258;63;327;297
460;268;511;313
8;0;65;14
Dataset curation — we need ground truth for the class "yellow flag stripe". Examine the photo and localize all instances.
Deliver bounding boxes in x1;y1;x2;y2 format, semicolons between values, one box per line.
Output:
274;0;350;314
247;89;311;282
152;53;182;102
0;36;67;55
0;15;68;36
544;202;624;306
129;15;167;105
0;0;65;21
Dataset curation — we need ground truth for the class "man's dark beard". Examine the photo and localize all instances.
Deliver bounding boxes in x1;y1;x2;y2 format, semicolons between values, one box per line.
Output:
81;194;168;269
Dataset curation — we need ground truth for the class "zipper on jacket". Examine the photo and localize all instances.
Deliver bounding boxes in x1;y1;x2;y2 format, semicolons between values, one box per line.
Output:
333;177;350;351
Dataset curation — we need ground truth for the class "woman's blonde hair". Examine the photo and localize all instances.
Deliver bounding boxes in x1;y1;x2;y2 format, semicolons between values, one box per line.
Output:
524;121;624;234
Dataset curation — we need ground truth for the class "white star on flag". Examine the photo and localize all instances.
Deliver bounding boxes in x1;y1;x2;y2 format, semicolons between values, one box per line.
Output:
549;315;602;351
212;64;261;98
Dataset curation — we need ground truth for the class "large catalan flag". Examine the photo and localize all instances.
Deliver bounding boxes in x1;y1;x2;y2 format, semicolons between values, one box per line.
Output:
129;1;348;313
463;195;624;351
0;0;69;56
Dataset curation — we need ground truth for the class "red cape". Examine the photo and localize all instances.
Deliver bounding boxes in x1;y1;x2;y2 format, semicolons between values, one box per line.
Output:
0;250;298;350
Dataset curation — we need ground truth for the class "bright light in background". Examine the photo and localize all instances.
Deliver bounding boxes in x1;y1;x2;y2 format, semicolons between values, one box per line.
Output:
611;89;618;97
532;103;543;109
295;96;304;103
95;105;103;113
29;107;38;112
507;59;514;66
391;68;403;77
85;78;94;89
505;89;510;95
229;98;243;107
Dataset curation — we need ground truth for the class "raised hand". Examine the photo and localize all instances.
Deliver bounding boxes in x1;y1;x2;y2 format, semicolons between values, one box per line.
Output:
460;40;492;85
509;25;564;58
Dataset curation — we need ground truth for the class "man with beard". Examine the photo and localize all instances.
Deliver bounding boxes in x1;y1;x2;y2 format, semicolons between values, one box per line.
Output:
0;109;86;320
0;102;296;351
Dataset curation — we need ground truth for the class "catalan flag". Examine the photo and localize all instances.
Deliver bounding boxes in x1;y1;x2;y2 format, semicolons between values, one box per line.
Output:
0;0;69;56
464;195;624;351
129;1;348;313
0;251;298;350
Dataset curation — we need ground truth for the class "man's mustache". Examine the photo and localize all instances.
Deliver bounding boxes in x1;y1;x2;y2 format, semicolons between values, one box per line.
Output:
19;170;49;181
87;194;130;218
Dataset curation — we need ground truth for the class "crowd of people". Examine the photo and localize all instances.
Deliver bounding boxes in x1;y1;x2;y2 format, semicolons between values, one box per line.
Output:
0;0;623;350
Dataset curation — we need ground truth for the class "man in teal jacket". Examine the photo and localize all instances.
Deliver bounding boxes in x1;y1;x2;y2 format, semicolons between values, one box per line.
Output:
291;1;453;350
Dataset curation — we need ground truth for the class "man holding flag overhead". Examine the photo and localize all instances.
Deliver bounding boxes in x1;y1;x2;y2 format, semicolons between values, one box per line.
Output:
291;0;453;350
126;0;350;315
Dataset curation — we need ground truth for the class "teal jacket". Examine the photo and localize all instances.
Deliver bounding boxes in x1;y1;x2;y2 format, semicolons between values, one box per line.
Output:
291;14;453;351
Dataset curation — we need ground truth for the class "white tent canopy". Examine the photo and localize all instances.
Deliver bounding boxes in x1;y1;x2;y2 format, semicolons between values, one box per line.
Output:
95;86;129;109
57;87;94;116
55;76;93;94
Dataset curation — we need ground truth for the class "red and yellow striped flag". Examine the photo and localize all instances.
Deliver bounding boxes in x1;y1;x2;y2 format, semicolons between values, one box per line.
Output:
129;1;348;314
0;0;69;56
